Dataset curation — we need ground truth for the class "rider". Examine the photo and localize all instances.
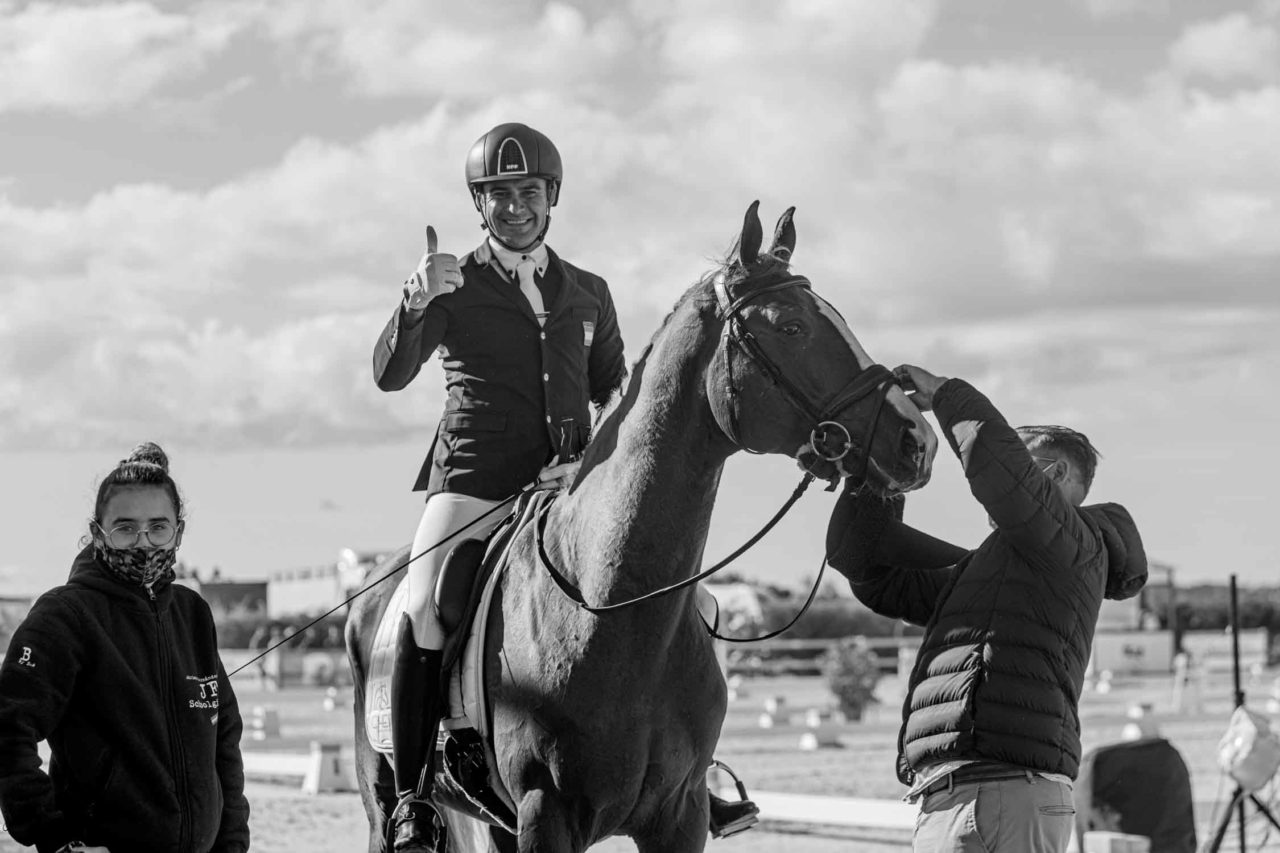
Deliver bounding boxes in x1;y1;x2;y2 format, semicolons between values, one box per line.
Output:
372;122;628;851
374;122;760;850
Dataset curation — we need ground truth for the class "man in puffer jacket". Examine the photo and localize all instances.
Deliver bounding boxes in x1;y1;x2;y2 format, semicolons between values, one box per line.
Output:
826;364;1148;853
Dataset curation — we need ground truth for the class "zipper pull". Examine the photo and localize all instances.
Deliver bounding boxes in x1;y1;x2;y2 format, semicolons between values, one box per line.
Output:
147;585;156;602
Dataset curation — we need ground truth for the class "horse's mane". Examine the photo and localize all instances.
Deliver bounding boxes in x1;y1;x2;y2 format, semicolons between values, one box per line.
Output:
627;244;794;377
589;244;793;426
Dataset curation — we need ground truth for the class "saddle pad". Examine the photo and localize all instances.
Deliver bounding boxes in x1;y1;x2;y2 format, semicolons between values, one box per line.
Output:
363;491;551;757
363;576;410;753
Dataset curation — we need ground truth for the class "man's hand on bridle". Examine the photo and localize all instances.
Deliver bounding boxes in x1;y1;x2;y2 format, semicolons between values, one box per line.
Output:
893;364;948;412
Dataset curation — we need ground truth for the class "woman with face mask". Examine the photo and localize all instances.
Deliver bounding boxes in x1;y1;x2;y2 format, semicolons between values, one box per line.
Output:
0;443;250;853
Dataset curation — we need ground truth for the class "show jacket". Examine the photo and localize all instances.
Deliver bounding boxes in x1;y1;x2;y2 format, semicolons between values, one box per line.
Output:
826;379;1148;783
373;240;626;500
0;547;250;853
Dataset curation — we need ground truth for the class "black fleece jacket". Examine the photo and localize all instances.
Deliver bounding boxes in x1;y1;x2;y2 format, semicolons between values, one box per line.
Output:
827;379;1148;782
0;547;249;853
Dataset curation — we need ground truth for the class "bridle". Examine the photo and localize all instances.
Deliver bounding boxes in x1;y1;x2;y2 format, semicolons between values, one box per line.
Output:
533;267;905;635
708;270;899;488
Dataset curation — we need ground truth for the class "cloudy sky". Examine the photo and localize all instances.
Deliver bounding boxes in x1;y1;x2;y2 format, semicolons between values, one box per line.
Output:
2;0;1277;598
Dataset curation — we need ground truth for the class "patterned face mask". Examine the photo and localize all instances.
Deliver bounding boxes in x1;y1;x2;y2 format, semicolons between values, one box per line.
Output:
94;542;178;589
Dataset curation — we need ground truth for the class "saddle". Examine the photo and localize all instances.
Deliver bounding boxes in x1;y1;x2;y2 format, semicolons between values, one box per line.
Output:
363;490;555;833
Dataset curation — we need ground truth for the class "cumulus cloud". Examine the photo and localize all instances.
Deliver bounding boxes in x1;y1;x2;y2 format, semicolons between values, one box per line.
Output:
0;1;246;114
1168;13;1280;83
870;305;1280;428
0;290;444;449
250;0;937;106
1076;0;1170;20
4;0;1280;450
246;0;647;102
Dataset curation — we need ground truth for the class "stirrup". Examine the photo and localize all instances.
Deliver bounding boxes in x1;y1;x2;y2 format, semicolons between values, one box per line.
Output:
708;760;759;839
390;794;447;853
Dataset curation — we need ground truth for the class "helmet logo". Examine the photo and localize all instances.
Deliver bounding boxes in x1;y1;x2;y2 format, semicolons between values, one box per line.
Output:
496;137;529;175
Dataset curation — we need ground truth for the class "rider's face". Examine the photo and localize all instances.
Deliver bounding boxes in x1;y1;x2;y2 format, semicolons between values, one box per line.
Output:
481;178;550;249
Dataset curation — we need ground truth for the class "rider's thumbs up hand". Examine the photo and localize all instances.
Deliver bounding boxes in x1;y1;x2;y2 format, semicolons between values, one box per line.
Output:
405;225;463;311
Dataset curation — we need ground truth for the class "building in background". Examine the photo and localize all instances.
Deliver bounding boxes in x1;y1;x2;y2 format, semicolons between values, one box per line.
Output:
199;579;269;620
1090;561;1177;676
266;548;395;619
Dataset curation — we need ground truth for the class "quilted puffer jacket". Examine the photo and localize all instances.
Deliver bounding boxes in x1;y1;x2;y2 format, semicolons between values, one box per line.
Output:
826;379;1148;783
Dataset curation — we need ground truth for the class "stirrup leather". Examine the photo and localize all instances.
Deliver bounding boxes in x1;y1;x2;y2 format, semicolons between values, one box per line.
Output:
708;759;760;839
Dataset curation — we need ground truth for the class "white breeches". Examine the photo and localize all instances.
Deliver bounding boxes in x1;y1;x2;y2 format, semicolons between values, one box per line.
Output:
405;492;507;649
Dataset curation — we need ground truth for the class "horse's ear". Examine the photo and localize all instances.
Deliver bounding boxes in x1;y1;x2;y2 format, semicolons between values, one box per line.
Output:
770;206;797;261
737;200;763;265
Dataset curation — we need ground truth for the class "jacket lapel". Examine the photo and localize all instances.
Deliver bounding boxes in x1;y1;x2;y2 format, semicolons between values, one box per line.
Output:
470;239;540;322
544;247;577;319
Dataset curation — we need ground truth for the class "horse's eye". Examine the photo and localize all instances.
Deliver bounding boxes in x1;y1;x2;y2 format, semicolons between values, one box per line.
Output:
780;322;803;337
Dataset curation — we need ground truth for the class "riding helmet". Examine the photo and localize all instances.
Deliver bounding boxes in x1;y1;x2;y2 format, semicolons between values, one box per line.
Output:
465;123;562;206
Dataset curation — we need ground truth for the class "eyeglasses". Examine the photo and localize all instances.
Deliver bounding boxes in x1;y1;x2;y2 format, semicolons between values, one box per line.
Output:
95;521;178;549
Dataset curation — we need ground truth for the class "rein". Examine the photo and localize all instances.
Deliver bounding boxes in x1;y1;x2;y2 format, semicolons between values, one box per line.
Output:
535;472;815;613
533;473;832;641
530;269;899;639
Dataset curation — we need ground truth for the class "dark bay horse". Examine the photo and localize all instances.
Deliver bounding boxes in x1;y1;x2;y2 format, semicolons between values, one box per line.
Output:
347;202;937;852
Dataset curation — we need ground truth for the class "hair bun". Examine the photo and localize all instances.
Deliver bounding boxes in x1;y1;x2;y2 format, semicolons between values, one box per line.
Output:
126;441;170;472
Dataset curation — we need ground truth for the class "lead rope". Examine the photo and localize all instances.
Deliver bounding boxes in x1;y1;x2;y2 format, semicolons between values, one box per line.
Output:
226;491;522;678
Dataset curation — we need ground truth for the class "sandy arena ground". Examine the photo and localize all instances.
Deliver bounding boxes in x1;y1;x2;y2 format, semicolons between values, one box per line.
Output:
4;669;1280;851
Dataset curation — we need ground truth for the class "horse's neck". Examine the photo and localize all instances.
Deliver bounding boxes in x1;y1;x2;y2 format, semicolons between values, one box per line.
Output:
561;302;732;601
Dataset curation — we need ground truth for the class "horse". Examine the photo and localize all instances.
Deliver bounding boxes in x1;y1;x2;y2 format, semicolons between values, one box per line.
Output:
346;201;938;852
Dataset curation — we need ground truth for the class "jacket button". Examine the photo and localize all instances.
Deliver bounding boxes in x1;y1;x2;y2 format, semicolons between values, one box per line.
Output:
540;332;546;340
543;373;550;381
546;415;552;423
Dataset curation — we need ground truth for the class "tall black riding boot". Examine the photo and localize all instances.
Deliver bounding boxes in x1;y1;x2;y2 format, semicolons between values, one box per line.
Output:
389;615;447;853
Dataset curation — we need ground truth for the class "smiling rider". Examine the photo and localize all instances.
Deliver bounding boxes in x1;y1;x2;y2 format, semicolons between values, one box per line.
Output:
373;122;629;852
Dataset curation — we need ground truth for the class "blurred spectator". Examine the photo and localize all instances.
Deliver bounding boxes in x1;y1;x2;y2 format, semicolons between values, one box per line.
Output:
1074;713;1196;853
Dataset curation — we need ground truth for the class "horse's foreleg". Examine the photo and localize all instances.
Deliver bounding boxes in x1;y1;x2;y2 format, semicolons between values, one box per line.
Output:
633;786;709;853
351;744;395;853
350;684;395;852
515;786;582;853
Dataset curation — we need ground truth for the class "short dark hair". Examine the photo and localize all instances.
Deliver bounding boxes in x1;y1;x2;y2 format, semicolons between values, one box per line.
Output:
93;441;185;523
1016;425;1101;493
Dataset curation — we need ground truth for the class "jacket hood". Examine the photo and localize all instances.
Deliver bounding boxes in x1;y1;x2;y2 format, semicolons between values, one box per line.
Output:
1083;502;1147;600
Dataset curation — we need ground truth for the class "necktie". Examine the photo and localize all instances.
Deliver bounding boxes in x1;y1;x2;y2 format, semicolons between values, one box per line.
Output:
515;256;546;327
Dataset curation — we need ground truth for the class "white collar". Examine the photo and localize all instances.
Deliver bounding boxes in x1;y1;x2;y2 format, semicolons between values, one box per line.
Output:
487;238;549;277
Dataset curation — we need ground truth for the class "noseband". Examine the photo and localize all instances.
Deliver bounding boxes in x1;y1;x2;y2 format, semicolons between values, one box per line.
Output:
709;272;899;486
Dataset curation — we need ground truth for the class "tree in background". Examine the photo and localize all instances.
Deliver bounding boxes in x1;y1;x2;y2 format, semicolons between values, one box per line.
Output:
822;636;883;721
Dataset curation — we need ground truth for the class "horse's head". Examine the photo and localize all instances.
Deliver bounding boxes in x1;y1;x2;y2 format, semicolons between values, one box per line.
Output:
705;201;936;496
